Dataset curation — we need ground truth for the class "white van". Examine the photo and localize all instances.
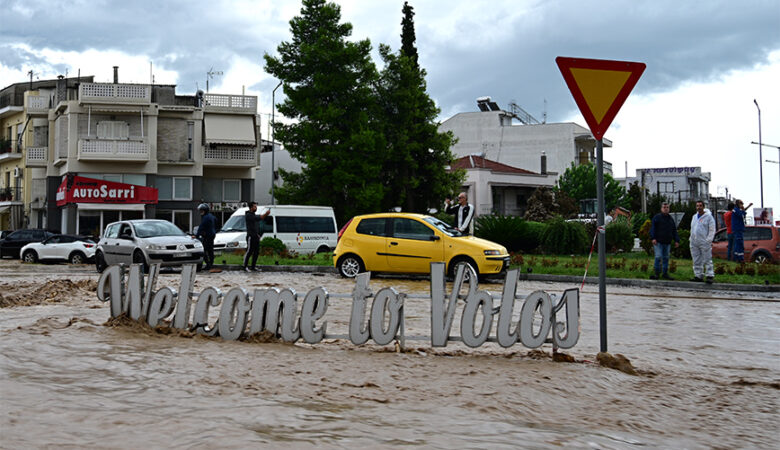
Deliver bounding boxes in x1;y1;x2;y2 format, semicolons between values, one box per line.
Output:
213;205;337;254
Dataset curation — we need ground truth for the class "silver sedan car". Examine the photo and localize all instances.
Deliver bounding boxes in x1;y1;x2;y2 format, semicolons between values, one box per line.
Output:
95;219;204;272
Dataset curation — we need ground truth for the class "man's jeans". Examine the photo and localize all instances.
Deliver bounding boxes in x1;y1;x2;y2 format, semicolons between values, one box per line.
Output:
653;243;671;275
726;233;735;261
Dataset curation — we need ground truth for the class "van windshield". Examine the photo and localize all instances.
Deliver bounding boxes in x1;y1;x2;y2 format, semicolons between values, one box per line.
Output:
220;215;246;232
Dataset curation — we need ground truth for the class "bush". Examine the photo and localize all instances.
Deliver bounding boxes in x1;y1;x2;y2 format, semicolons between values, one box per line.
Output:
540;217;588;254
631;212;649;237
474;214;525;252
638;219;653;255
671;229;691;259
605;220;634;253
259;236;286;254
523;221;547;252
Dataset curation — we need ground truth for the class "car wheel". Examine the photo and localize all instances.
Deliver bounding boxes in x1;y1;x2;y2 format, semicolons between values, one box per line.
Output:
22;250;38;264
753;252;771;264
69;252;86;265
133;250;149;273
95;251;108;273
337;254;364;278
448;257;478;281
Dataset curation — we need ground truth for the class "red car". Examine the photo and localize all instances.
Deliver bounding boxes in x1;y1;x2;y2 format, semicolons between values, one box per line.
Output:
712;226;780;264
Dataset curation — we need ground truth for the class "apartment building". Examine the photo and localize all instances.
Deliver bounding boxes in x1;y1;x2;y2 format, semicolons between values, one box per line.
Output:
0;71;260;236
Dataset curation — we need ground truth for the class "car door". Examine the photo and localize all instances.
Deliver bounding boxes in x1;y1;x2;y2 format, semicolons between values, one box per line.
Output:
3;230;32;258
115;223;138;263
386;217;444;273
711;229;727;260
351;217;390;272
37;235;61;260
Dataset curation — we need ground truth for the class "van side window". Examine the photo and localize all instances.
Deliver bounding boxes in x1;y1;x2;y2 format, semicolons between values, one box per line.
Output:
276;216;335;233
262;216;273;233
356;218;388;236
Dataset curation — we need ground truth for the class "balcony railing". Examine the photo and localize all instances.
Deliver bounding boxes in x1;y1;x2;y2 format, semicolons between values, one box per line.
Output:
79;83;151;105
0;186;22;202
203;93;257;113
25;95;51;114
26;147;48;166
204;146;257;167
78;139;149;161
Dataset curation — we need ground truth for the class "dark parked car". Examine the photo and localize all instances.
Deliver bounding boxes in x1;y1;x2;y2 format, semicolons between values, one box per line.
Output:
0;229;56;259
712;226;780;264
0;230;10;240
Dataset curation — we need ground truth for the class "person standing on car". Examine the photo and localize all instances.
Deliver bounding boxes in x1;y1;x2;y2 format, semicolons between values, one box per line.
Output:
649;202;680;280
444;192;474;235
243;202;270;272
689;201;716;283
731;199;752;263
197;203;217;270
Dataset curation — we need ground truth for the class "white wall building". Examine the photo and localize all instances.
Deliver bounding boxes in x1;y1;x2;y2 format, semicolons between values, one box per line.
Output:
618;167;711;204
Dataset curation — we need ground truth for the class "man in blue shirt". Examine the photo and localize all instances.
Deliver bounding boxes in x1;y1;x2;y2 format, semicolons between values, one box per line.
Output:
731;199;752;263
197;203;217;270
649;202;680;280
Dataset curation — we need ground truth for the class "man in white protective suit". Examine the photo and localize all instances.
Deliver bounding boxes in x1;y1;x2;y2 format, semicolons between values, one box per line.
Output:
689;200;716;284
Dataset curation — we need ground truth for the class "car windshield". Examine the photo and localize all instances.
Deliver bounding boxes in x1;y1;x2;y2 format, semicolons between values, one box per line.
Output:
133;221;186;238
423;216;462;237
220;215;246;232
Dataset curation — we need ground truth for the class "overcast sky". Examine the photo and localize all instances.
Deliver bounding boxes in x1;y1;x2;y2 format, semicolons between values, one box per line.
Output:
2;0;779;215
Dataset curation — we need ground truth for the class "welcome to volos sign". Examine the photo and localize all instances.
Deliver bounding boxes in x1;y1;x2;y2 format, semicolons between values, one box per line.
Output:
96;263;580;350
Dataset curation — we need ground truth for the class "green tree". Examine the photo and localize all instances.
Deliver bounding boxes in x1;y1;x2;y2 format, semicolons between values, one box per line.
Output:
376;2;463;212
626;181;644;212
264;0;385;224
555;163;627;211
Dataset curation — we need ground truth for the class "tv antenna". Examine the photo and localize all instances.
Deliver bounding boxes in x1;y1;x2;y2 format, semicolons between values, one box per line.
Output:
206;67;223;92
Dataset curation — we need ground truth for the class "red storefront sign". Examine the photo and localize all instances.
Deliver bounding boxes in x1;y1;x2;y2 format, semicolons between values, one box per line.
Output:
56;176;158;206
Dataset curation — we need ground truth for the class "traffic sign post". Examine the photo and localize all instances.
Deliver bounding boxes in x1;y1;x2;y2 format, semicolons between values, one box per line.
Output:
556;57;646;353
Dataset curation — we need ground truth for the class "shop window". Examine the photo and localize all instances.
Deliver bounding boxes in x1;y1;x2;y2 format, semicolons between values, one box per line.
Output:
173;177;192;201
223;179;240;202
122;211;143;221
173;210;191;233
77;210;101;239
157;177;172;200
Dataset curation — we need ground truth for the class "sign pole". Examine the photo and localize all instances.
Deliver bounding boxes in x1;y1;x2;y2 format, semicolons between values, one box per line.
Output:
596;139;607;352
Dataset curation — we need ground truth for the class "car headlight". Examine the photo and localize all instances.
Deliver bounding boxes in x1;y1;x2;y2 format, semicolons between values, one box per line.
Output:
484;249;502;256
226;241;239;248
194;242;203;248
147;244;166;250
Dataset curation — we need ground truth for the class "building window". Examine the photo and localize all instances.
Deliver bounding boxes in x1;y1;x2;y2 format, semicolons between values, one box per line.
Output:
173;177;192;200
223;179;240;202
658;182;675;193
96;121;129;139
157;177;172;200
187;121;194;160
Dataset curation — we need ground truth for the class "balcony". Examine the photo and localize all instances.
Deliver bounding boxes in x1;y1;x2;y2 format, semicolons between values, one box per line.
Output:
204;146;257;167
26;147;48;166
25;95;51;114
0;186;22;203
0;149;22;162
79;83;151;105
203;93;257;113
78;139;149;162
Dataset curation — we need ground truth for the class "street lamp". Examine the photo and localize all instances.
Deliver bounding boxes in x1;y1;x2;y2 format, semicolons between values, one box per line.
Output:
752;141;780;199
753;99;763;208
271;80;282;206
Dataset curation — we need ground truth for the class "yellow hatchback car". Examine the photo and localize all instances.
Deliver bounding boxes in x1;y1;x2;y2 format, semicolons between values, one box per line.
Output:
334;213;510;278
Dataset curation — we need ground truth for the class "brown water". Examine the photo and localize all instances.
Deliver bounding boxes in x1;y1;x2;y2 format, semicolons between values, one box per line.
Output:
1;261;778;449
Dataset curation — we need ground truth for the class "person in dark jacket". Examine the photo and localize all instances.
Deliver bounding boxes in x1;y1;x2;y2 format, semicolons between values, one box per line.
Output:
731;199;752;263
243;202;270;272
649;202;680;280
197;203;217;270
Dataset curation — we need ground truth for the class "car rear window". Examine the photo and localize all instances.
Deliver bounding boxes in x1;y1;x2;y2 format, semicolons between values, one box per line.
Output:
356;218;388;236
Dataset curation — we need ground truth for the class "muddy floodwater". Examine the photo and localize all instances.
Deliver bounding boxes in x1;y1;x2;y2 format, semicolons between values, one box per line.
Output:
1;260;778;449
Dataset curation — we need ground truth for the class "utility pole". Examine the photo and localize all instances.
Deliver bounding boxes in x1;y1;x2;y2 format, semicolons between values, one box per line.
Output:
754;99;763;208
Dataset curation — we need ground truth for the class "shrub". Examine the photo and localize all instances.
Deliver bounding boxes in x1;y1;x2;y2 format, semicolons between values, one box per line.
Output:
474;214;526;252
523;221;547;252
672;229;691;259
638;219;653;255
259;236;286;254
605;220;634;253
540;217;589;254
631;212;649;237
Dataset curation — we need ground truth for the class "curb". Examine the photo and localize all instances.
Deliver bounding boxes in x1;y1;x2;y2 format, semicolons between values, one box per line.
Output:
208;264;778;293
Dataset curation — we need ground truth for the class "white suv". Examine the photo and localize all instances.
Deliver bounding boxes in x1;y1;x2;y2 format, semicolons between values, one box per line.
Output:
95;219;204;272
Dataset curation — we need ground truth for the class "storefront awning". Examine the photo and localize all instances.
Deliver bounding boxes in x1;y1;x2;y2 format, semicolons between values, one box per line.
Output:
77;203;145;211
56;176;157;207
204;114;256;145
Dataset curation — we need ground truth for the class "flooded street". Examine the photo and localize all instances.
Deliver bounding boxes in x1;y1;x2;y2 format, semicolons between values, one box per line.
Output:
1;260;778;449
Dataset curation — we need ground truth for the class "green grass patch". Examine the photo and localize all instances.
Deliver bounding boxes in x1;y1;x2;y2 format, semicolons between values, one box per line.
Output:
509;252;780;285
217;249;333;267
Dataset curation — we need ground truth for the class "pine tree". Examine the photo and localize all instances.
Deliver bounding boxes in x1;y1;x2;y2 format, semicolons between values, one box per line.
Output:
263;0;385;224
376;2;463;213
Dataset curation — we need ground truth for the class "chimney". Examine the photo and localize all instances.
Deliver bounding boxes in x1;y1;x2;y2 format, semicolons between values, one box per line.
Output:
113;66;119;84
55;75;67;103
541;152;547;175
